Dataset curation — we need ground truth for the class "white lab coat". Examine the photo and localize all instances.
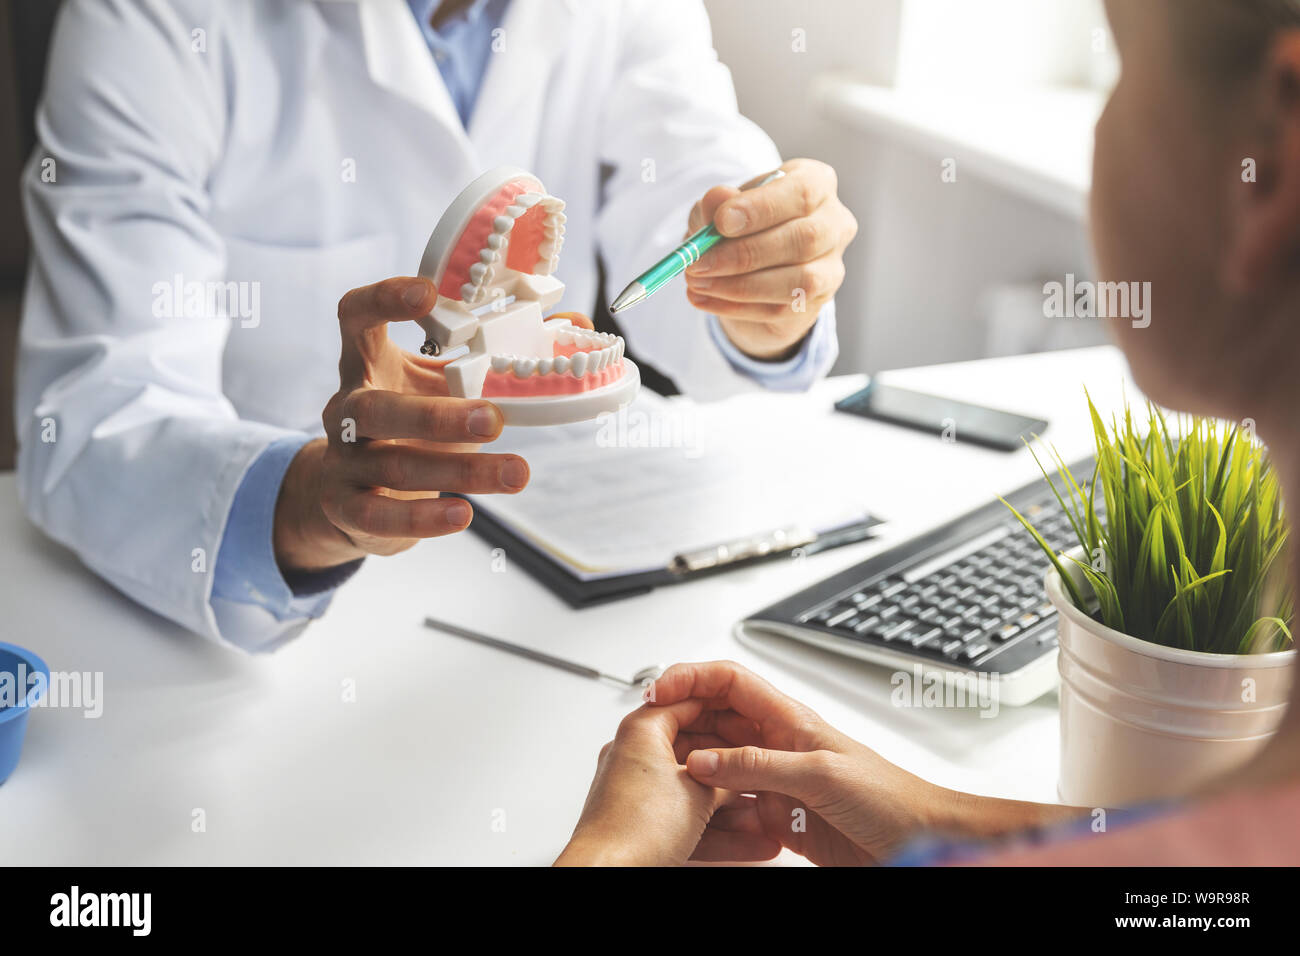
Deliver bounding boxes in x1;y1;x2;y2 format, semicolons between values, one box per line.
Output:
16;0;788;645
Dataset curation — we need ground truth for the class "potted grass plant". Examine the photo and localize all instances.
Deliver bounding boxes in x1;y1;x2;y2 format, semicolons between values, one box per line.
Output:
1005;396;1295;807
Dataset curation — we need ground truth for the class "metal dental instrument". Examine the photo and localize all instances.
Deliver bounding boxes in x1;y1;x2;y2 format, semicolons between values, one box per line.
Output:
423;617;663;688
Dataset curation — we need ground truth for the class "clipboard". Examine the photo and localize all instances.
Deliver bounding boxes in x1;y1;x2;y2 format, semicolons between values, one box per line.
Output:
460;497;882;608
447;389;885;608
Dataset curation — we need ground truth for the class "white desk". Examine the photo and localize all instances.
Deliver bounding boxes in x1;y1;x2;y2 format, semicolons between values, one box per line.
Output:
0;347;1134;865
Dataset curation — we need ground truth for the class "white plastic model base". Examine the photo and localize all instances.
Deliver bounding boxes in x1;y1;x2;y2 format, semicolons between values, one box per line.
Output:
416;166;640;427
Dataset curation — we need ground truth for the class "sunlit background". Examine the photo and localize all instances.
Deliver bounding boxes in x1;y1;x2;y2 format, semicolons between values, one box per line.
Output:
707;0;1115;374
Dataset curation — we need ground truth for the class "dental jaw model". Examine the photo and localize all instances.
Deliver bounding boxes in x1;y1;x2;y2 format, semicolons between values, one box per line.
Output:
415;166;640;426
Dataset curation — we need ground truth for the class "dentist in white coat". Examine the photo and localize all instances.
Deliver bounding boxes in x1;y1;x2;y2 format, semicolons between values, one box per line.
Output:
17;0;857;650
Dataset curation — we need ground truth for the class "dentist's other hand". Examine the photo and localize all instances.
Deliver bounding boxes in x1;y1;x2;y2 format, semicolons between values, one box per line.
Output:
555;697;781;866
685;158;857;361
273;276;532;574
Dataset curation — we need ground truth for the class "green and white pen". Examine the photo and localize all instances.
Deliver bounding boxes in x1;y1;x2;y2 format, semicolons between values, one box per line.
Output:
609;168;786;314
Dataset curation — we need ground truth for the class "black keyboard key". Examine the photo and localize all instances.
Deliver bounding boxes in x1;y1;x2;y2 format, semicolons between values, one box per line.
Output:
879;620;916;642
994;623;1021;642
852;615;882;635
824;606;858;628
909;626;943;648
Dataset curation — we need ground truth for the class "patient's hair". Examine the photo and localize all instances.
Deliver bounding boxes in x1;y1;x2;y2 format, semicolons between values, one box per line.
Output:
1175;0;1300;89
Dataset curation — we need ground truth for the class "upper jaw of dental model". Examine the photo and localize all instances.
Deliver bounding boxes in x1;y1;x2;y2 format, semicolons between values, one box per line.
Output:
482;326;627;397
440;181;566;308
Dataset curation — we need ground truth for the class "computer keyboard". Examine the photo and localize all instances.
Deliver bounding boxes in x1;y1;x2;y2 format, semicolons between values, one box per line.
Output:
741;457;1097;706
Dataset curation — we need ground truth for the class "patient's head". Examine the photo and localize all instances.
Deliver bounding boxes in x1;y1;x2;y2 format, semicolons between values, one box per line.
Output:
1096;0;1300;432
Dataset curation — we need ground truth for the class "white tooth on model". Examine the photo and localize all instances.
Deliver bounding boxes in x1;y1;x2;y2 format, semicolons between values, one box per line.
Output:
469;263;489;283
555;329;573;345
512;357;537;378
491;354;512;372
553;355;570;374
570;352;589;377
461;283;477;301
493;215;514;233
486;233;504;249
506;205;525;218
479;248;497;263
537;358;553;375
517;193;540;207
538;241;555;259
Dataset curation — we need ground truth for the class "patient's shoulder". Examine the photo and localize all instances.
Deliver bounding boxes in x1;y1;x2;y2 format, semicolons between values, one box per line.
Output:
970;778;1300;867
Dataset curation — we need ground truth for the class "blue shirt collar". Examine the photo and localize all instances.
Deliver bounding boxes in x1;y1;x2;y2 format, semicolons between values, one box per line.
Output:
407;0;496;33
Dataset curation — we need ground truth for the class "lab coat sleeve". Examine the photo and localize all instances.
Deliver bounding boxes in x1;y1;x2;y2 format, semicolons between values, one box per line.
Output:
707;302;839;392
211;436;365;652
15;0;305;648
595;0;838;400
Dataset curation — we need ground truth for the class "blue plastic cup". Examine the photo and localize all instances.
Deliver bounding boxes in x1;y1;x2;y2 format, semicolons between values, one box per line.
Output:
0;642;49;785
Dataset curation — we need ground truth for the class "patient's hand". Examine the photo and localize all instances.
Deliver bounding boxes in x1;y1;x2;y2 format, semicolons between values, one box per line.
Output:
554;697;782;866
644;661;951;865
650;661;1084;865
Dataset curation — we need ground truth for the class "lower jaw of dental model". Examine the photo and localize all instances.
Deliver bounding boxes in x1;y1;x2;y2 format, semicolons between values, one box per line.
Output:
483;327;626;397
473;319;641;426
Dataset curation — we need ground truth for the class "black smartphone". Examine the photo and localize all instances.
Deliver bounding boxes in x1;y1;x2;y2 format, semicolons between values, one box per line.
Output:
834;383;1048;452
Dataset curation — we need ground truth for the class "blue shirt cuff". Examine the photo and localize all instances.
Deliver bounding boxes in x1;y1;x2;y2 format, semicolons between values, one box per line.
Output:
214;435;363;633
707;301;839;392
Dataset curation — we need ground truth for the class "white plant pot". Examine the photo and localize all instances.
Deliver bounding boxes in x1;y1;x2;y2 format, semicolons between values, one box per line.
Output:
1047;555;1295;807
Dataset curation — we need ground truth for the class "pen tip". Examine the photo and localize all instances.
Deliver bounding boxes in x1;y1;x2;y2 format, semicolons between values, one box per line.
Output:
610;281;647;315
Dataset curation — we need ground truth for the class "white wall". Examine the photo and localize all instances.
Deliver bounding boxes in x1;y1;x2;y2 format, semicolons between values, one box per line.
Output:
703;0;1109;374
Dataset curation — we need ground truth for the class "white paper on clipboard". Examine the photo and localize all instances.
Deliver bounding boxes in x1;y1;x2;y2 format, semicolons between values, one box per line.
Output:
479;389;877;581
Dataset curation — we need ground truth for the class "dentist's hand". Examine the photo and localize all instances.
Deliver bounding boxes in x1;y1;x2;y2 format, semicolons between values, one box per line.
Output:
274;276;543;574
685;158;857;361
